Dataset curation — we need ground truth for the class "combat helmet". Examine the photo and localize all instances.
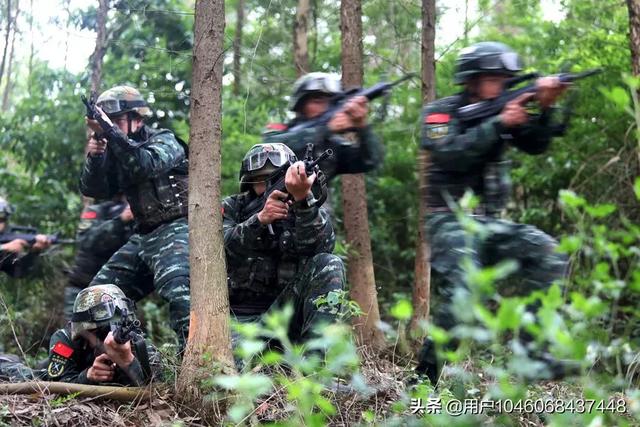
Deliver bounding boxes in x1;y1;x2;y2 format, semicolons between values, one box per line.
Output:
96;85;152;118
0;197;13;222
454;41;523;84
239;143;297;192
70;284;136;340
289;72;342;112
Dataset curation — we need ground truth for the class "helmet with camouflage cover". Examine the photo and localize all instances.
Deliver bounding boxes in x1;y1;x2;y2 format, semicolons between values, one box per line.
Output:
289;72;342;112
239;143;297;192
96;85;152;118
70;284;136;339
0;197;13;222
454;41;523;84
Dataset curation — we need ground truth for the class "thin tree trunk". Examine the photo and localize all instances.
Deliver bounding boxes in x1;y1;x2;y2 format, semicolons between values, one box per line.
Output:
2;0;18;111
340;0;385;351
0;0;13;85
177;0;234;416
0;382;151;402
410;0;436;344
90;0;109;95
63;0;71;71
293;0;310;76
627;0;640;76
27;0;33;89
232;0;243;95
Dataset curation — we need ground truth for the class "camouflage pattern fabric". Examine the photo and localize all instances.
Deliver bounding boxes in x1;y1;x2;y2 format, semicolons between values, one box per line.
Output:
222;192;345;354
91;218;190;352
0;327;162;385
80;123;189;352
64;200;133;319
262;123;383;181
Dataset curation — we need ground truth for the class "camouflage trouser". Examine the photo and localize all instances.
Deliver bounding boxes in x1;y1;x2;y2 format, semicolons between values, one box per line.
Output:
231;253;346;363
91;218;190;352
417;213;568;379
0;356;46;382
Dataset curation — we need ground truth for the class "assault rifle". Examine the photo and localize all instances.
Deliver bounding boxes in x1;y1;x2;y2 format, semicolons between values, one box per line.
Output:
241;144;333;235
81;93;112;135
111;307;142;345
287;73;416;133
0;225;74;246
456;68;602;124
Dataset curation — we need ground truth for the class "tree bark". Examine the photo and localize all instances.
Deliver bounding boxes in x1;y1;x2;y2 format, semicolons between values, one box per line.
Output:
0;0;13;85
2;0;19;111
409;0;436;343
232;0;244;95
27;0;33;90
293;0;310;77
90;0;109;95
177;0;234;415
340;0;385;351
627;0;640;76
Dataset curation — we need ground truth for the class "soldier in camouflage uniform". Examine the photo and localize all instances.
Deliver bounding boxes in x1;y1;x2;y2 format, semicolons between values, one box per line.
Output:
0;284;162;385
63;191;134;319
0;197;52;277
80;86;190;352
262;72;383;181
416;42;572;383
223;143;345;355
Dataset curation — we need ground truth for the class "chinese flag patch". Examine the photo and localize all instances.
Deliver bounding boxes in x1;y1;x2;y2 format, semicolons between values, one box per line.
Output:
81;210;98;220
425;113;451;124
265;123;288;131
52;341;74;358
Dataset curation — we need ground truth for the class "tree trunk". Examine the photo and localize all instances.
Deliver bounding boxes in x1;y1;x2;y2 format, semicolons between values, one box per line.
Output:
409;0;436;344
293;0;310;77
2;0;19;111
177;0;234;416
0;0;13;85
340;0;385;351
627;0;640;76
0;382;151;402
90;0;109;95
27;0;33;90
232;0;244;95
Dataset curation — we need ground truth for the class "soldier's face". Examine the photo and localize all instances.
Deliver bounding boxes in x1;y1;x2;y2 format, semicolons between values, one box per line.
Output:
111;114;143;134
301;95;331;119
475;74;509;100
252;176;269;195
0;221;5;232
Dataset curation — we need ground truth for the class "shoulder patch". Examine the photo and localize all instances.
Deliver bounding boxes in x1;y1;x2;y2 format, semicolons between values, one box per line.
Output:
47;354;68;378
81;210;98;220
265;123;288;132
52;341;74;358
425;113;451;124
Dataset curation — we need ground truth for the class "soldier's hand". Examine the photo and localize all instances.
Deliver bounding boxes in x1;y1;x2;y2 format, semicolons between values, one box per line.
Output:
285;161;316;202
328;96;369;132
87;353;116;383
85;105;114;134
31;234;52;252
103;331;135;369
120;205;134;223
257;190;290;225
1;239;28;254
86;135;107;157
500;92;534;127
536;76;569;109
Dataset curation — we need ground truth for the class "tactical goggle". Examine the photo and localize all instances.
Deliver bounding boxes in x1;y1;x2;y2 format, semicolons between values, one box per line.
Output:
242;150;297;172
71;298;136;322
474;52;522;73
97;99;147;115
303;77;341;94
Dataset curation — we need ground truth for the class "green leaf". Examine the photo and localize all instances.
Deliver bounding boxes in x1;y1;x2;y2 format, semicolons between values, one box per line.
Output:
558;235;583;254
600;86;631;110
559;189;586;208
585;203;617;218
496;299;524;331
634;177;640;201
390;299;413;321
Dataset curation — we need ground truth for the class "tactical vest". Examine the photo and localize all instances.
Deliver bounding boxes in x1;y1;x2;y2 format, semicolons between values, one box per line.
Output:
424;94;511;214
124;128;189;233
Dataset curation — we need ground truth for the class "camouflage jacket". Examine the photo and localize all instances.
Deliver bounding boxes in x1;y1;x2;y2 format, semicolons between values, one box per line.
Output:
45;327;162;386
67;200;134;287
421;92;556;213
222;192;335;314
79;125;188;232
262;121;383;181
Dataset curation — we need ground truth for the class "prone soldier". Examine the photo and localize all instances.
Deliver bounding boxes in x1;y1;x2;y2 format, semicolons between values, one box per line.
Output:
80;86;190;352
417;41;574;383
0;284;162;386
